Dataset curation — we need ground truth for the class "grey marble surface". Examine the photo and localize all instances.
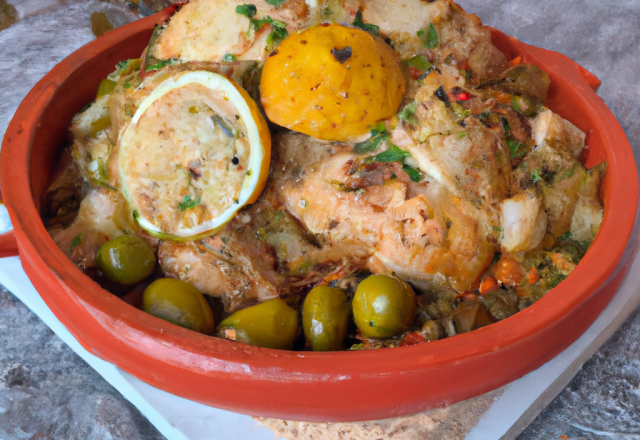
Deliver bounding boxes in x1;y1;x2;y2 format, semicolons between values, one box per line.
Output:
0;1;639;439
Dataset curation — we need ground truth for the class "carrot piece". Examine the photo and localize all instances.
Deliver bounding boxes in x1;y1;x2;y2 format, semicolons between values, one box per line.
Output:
479;276;500;295
528;267;540;285
494;254;524;287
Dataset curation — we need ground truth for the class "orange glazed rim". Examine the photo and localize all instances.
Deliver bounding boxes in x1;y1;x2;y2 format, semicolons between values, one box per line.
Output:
0;8;637;422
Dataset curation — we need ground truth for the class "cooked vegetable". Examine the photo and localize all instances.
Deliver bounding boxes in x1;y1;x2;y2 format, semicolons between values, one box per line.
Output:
142;278;214;334
96;235;155;285
216;298;298;349
302;286;351;351
353;275;416;338
260;24;405;141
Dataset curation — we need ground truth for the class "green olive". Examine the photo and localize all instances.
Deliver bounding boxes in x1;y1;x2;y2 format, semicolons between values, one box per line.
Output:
352;275;416;338
142;278;214;334
96;235;155;285
216;298;298;350
302;286;351;351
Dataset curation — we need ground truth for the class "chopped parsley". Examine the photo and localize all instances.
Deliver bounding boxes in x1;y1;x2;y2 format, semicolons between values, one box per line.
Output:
353;9;380;37
558;231;572;241
69;233;84;253
265;0;286;8
402;164;423;182
145;58;177;72
418;23;439;49
404;55;432;72
369;144;411;163
353;123;389;154
531;169;544;182
236;4;257;18
178;195;202;211
222;53;238;62
397;101;417;124
508;139;527;159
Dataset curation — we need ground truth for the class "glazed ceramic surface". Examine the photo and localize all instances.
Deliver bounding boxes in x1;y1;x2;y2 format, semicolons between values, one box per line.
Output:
0;8;637;422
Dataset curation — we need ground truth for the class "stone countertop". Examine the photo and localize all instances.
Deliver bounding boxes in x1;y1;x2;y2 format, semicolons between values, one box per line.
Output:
0;1;639;439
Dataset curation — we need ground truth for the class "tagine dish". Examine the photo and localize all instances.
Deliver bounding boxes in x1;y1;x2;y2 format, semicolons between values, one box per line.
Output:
41;0;605;353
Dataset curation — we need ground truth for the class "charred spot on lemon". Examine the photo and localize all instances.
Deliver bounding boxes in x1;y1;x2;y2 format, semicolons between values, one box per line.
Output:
119;71;270;240
260;24;406;142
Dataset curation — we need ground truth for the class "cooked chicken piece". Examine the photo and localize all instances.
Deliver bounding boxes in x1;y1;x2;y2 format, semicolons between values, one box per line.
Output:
278;148;494;292
405;119;512;220
150;0;309;63
48;187;139;270
158;229;283;313
361;0;451;45
531;109;586;159
540;164;587;239
69;94;114;187
570;161;605;243
500;190;547;253
360;0;507;83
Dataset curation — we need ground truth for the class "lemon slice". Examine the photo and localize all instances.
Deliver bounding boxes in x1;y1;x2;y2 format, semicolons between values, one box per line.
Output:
119;71;270;240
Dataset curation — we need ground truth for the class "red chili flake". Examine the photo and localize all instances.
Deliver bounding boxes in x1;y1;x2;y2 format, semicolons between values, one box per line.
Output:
399;332;426;347
321;22;330;27
408;66;422;80
457;92;471;101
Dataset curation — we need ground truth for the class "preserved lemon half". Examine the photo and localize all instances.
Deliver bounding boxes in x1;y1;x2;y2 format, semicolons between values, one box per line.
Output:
260;24;406;142
119;71;270;240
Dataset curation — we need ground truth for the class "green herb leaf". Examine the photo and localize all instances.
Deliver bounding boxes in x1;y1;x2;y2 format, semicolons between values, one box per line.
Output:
266;24;289;48
353;124;389;154
402;164;423;182
418;23;439;49
558;164;577;181
251;15;286;32
145;58;177;72
236;4;257;18
178;195;202;211
397;101;417;124
69;233;84;253
353;9;380;37
558;231;572;241
222;53;238;62
353;134;387;154
404;55;432;73
531;169;544;182
508;139;527;159
371;144;411;163
265;0;286;8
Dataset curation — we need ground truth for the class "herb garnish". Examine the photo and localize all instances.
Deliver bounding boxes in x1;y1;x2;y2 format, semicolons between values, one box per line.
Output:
353;9;380;37
265;0;286;8
508;139;526;159
178;195;202;211
558;231;572;241
353;123;388;154
69;233;84;253
531;169;544;182
236;4;257;18
397;101;417;124
418;23;439;49
222;53;238;62
368;144;411;163
402;164;423;182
